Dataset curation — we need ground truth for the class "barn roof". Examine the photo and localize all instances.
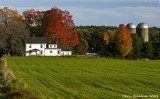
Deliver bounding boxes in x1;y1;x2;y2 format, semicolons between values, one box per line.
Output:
25;37;47;43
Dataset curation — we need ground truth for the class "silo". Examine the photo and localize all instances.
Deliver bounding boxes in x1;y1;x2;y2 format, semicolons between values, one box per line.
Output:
126;23;136;34
137;22;148;42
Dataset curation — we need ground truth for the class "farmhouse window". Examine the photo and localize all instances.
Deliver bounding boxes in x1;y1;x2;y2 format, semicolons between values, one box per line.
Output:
50;45;52;48
58;50;60;54
41;51;43;54
41;44;43;48
54;45;56;48
29;44;31;48
50;51;52;53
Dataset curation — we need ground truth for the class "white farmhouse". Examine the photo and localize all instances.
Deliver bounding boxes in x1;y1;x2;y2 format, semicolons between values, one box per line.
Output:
25;37;72;56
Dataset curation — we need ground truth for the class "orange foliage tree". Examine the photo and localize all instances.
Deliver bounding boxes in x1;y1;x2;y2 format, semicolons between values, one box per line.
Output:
23;9;45;26
0;7;23;22
115;24;132;57
43;7;78;47
104;33;110;44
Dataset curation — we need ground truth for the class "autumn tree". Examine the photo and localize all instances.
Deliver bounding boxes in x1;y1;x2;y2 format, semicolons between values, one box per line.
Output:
23;9;45;36
23;9;45;26
115;24;132;57
0;7;30;56
43;7;78;47
104;33;110;44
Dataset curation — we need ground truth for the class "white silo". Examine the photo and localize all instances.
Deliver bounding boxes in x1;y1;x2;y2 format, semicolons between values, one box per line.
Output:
126;23;136;34
137;22;148;42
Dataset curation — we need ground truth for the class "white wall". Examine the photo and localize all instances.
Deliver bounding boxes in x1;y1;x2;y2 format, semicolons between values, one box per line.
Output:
61;51;72;56
45;49;61;56
26;43;72;56
26;43;46;56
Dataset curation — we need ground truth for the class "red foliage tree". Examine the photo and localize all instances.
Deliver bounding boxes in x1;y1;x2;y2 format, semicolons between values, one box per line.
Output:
43;7;78;47
115;24;132;57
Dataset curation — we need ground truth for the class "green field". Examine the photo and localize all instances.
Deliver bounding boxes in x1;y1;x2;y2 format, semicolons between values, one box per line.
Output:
7;57;160;99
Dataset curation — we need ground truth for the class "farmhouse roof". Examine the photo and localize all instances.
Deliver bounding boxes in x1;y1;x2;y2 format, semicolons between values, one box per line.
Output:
61;47;72;51
47;43;61;48
25;37;47;43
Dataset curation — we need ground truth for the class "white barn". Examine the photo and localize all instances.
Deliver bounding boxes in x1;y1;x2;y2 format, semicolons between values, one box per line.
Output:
25;37;72;56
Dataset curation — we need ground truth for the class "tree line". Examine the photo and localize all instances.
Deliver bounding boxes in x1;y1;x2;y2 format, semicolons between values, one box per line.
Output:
75;25;160;59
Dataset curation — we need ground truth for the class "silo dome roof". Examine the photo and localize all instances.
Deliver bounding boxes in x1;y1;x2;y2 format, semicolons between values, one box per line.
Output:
126;23;136;28
137;22;148;28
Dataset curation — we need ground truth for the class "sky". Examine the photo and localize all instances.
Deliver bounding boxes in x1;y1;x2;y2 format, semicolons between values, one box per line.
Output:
0;0;160;27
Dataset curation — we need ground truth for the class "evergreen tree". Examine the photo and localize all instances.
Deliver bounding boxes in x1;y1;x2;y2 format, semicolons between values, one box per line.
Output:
89;30;106;54
142;42;154;59
153;42;160;58
129;34;143;59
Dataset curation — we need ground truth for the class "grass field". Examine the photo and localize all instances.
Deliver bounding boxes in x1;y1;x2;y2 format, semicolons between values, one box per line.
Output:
7;57;160;99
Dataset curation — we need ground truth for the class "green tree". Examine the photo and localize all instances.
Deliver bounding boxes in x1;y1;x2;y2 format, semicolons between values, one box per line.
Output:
29;26;44;37
142;42;154;59
104;43;120;57
74;38;89;55
153;42;160;58
89;30;106;54
129;34;143;59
